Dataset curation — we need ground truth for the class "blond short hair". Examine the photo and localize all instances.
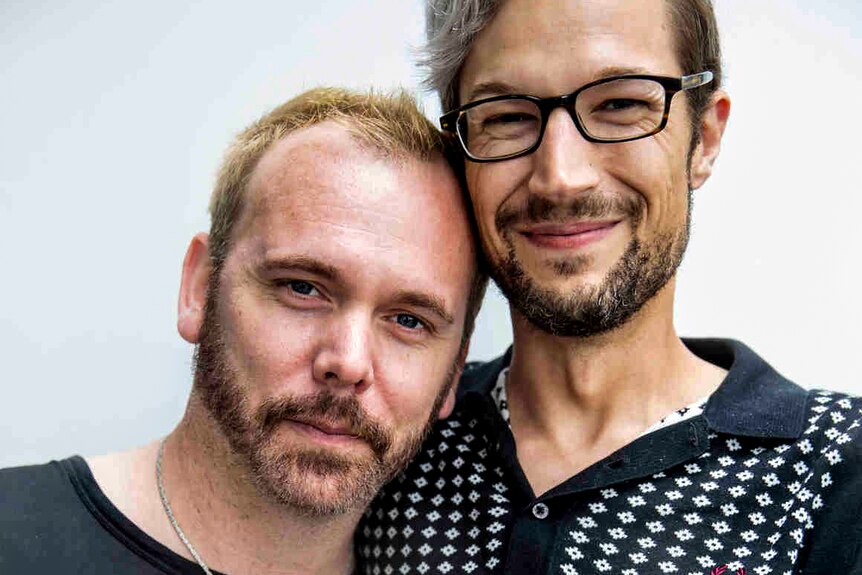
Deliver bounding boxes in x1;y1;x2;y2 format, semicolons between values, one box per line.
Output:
208;87;452;268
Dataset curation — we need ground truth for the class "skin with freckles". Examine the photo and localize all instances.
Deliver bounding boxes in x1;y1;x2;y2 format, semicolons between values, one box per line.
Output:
455;0;731;495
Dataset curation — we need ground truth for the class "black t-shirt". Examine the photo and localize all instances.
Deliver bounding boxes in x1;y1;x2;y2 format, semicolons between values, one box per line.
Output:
0;456;225;574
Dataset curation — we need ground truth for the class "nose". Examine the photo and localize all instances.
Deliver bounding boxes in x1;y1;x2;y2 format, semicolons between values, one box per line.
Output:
312;312;374;391
528;107;601;200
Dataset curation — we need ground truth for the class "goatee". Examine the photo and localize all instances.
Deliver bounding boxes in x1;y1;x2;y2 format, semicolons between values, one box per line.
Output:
490;192;690;337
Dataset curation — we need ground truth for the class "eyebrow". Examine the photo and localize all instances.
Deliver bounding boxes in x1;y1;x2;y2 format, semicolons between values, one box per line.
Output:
258;255;342;283
390;290;455;326
465;66;656;103
466;81;523;103
593;65;654;79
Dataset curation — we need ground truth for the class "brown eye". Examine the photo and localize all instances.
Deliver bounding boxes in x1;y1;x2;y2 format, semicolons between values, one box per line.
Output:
599;98;646;111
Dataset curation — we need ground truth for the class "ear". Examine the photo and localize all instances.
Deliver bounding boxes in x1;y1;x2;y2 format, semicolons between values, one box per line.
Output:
437;342;471;420
689;89;731;190
437;386;458;421
177;233;212;344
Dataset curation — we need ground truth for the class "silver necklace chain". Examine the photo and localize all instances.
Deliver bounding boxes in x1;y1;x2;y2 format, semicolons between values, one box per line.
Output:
156;439;214;575
156;438;356;575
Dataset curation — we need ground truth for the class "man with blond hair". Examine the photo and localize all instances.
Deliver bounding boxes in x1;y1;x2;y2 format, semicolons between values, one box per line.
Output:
358;1;862;574
0;87;486;574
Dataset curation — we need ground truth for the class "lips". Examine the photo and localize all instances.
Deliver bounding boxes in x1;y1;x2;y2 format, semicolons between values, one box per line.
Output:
518;220;620;250
288;418;359;438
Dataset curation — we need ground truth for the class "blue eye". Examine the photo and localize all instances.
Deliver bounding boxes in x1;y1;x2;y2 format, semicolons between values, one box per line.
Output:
287;280;317;296
395;314;424;330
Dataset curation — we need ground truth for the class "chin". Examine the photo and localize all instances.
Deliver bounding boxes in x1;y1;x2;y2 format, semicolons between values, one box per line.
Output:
252;448;384;516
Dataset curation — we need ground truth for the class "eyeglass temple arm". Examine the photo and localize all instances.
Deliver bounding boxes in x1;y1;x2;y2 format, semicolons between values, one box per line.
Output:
681;71;714;90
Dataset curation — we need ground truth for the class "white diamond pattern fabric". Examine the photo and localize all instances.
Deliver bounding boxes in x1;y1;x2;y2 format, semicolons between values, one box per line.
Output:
557;390;856;575
359;388;862;575
360;416;512;574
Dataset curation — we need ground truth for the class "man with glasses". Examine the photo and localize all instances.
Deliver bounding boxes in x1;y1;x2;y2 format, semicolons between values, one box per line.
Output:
357;1;862;574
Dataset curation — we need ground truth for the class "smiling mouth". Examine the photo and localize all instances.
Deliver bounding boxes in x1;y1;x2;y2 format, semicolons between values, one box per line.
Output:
519;220;621;249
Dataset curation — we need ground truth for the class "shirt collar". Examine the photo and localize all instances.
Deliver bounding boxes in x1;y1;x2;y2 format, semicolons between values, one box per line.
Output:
458;338;809;440
689;338;809;439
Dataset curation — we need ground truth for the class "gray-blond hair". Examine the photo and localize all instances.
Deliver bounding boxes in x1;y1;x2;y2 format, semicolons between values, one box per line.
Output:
421;0;503;115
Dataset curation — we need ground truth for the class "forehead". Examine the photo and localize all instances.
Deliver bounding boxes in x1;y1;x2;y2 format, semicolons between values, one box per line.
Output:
232;121;474;291
460;0;679;99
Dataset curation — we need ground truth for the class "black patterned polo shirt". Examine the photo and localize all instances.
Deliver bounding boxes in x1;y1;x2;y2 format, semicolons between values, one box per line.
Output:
357;339;862;575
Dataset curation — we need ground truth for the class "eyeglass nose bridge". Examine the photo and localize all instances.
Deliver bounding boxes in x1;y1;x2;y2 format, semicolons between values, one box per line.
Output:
534;92;595;145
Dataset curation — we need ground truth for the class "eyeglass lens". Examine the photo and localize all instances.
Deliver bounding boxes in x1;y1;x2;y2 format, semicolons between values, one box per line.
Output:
458;78;668;159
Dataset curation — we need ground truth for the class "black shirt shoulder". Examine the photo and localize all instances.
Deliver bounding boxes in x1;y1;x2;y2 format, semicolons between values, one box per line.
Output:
0;459;92;562
0;457;206;574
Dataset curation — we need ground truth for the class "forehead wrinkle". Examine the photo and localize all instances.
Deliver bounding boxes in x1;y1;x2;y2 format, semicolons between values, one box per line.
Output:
241;178;443;286
281;198;417;251
253;160;458;256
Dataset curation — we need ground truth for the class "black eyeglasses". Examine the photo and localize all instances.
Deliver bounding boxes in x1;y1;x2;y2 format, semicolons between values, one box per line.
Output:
440;71;713;163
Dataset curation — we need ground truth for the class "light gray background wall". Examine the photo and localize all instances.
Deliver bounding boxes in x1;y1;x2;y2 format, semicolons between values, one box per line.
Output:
1;1;860;468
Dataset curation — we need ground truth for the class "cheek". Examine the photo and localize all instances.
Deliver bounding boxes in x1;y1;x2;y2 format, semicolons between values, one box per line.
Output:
466;163;521;248
372;346;455;426
219;293;318;399
607;134;690;227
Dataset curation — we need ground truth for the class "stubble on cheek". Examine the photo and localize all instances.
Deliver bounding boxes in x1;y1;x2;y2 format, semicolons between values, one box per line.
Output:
192;279;462;514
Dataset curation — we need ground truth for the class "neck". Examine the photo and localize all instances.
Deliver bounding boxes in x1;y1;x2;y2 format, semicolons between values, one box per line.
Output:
154;396;359;575
505;281;726;493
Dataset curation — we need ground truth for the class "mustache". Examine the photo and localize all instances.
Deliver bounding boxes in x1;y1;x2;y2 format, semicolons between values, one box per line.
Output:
257;391;391;460
496;193;642;230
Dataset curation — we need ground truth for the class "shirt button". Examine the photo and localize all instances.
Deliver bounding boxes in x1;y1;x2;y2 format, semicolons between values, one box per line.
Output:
532;502;549;520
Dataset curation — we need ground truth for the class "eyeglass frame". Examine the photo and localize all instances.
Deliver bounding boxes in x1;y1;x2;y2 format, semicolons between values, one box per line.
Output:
440;71;714;163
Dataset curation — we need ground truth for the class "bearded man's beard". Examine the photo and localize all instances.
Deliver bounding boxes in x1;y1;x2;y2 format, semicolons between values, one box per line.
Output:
490;192;690;338
192;277;456;516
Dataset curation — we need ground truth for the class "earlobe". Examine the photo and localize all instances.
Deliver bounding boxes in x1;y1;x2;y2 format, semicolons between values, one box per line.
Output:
689;90;731;190
177;233;212;344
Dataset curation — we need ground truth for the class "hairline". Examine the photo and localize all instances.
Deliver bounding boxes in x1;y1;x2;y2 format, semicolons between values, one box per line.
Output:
227;122;451;265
